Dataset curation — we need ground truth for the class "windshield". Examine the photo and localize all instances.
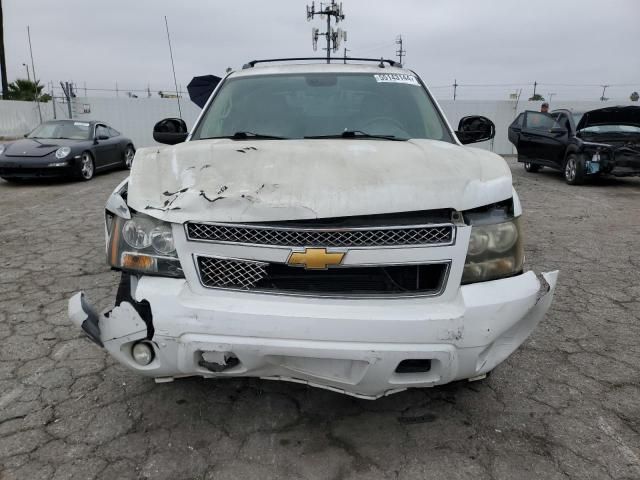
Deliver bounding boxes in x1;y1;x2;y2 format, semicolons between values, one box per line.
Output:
28;121;91;140
578;124;640;134
191;72;453;142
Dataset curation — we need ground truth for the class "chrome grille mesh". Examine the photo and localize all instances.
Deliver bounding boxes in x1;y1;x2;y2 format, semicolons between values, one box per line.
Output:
197;256;267;290
186;223;453;247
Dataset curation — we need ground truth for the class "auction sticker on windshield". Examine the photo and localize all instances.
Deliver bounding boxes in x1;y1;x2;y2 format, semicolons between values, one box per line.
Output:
373;73;420;86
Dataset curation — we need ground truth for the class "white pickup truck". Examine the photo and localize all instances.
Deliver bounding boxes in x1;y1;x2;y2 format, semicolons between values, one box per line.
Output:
69;58;557;399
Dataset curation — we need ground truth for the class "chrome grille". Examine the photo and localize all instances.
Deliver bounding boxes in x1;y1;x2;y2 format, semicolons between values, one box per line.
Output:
186;222;454;247
195;255;449;297
197;256;268;290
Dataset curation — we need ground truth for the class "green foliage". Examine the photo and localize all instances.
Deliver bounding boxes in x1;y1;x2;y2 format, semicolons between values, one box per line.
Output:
5;78;50;102
528;93;545;101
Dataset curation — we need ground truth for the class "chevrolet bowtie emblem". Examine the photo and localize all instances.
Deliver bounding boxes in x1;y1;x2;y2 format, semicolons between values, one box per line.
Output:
287;248;345;270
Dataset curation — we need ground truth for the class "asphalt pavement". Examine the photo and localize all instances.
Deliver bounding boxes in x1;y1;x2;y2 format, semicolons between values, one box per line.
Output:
1;158;639;479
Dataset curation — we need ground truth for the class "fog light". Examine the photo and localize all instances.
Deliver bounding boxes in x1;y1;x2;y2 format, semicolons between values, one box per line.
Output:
131;342;154;366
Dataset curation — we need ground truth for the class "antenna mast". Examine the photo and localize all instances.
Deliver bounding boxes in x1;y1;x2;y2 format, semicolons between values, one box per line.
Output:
307;1;346;63
164;16;182;118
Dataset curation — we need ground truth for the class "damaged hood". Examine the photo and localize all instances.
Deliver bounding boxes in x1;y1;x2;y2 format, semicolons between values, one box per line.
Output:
127;139;512;223
576;105;640;131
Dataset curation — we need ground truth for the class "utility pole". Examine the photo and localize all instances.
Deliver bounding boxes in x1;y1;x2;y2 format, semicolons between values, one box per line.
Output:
600;85;609;101
532;81;537;98
83;81;87;97
50;82;56;119
60;82;72;119
27;26;42;122
22;63;30;82
453;79;458;101
115;81;119;97
547;92;555;103
307;1;346;64
164;15;182;117
0;0;8;99
343;47;349;64
395;35;406;65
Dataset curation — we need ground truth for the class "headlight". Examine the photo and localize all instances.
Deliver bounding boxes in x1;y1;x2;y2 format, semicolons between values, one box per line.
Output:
462;217;524;284
108;212;183;277
0;144;5;155
55;147;71;159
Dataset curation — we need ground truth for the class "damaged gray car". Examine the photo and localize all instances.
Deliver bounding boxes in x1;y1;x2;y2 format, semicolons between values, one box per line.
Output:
508;105;640;184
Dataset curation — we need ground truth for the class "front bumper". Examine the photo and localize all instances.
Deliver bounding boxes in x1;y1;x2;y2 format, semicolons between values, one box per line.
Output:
0;161;75;178
69;270;557;399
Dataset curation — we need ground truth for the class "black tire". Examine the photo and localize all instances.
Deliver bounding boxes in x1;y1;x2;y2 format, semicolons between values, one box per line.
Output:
76;151;95;181
123;144;135;170
524;162;542;173
564;154;585;185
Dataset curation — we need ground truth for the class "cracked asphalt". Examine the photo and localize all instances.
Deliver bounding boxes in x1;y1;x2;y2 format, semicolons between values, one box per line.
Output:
1;157;639;480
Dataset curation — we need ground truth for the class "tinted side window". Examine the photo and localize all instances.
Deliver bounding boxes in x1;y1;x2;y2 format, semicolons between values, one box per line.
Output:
512;113;524;128
108;127;120;137
525;112;555;130
96;125;109;138
556;114;571;132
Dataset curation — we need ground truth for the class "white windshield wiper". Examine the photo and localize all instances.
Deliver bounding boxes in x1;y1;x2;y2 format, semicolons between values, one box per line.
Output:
305;130;405;141
201;131;289;140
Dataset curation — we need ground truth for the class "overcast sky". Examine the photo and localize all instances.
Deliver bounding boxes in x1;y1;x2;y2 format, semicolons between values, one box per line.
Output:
3;0;639;101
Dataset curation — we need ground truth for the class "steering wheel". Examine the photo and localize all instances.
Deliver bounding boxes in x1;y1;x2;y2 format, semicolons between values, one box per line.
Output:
360;116;409;136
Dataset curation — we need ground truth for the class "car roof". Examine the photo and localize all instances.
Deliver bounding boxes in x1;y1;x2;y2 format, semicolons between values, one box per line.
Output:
229;62;416;79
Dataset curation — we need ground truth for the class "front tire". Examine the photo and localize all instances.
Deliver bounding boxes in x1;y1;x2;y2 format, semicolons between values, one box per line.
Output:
76;152;95;181
1;177;24;183
524;162;542;173
564;154;585;185
123;144;135;170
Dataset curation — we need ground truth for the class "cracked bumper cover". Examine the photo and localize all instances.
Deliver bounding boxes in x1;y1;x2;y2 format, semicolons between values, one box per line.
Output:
69;270;558;399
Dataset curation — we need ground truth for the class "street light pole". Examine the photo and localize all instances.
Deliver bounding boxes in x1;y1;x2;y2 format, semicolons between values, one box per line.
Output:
22;63;30;82
26;26;42;122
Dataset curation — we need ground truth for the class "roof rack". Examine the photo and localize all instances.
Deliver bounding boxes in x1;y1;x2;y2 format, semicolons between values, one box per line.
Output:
242;57;402;69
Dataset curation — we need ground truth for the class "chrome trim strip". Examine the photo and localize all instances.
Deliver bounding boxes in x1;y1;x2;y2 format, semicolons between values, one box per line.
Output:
184;221;457;249
192;254;451;299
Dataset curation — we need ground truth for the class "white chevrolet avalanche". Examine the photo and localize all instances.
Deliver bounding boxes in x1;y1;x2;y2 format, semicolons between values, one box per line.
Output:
69;59;558;399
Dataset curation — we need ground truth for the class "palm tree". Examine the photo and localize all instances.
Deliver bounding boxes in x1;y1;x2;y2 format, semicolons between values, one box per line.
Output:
5;78;51;102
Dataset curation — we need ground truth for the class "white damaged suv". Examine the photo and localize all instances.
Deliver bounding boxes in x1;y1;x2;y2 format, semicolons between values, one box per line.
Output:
69;59;558;399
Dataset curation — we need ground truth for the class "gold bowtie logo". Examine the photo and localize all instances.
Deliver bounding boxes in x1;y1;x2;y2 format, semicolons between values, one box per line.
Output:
287;248;345;270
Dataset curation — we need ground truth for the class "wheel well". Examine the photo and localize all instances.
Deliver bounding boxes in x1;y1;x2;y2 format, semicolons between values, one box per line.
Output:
563;147;580;165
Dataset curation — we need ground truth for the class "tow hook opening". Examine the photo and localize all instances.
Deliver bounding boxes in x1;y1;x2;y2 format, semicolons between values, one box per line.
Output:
198;351;240;373
395;359;432;374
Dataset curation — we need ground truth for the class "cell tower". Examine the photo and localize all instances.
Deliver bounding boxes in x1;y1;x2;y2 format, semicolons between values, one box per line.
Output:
307;1;347;63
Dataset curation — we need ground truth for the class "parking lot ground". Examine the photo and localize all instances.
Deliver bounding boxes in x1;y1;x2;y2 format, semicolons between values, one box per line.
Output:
0;157;639;480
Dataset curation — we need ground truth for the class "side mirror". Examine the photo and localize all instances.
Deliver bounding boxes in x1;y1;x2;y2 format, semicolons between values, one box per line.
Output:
456;116;496;145
549;126;567;135
153;118;188;145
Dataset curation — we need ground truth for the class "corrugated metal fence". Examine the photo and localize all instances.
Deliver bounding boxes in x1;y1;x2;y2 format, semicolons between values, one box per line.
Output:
0;97;635;154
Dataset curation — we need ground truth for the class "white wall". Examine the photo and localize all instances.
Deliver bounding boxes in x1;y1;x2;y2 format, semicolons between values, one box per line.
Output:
438;99;638;155
1;97;636;154
0;100;57;139
71;97;200;148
